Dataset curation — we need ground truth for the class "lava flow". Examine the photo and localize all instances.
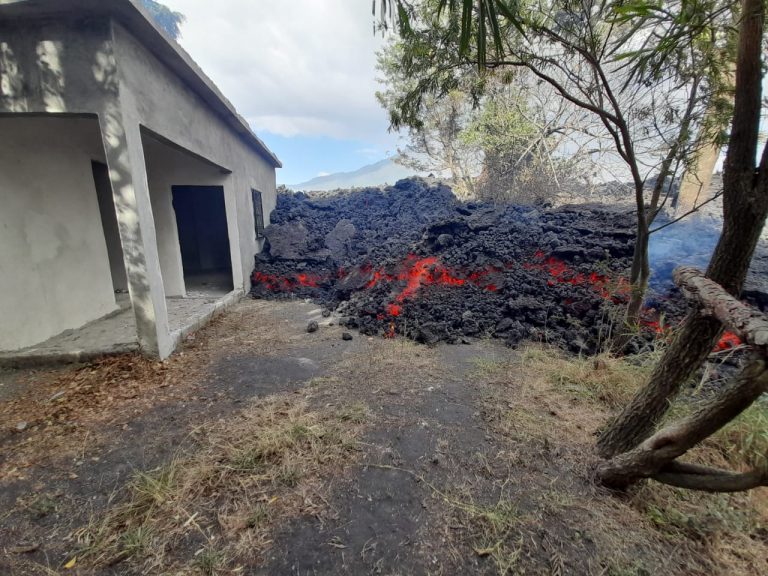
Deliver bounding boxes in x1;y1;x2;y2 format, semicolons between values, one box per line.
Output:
523;250;615;297
252;270;326;291
636;314;743;352
715;331;742;351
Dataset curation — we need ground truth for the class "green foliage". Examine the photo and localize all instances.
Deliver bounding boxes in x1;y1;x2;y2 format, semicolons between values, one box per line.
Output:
140;0;186;40
460;96;536;154
376;9;596;202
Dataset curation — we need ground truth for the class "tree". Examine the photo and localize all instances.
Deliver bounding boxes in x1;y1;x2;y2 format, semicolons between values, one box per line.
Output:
595;0;768;473
460;75;599;204
376;0;768;492
378;43;598;202
376;0;716;329
140;0;186;40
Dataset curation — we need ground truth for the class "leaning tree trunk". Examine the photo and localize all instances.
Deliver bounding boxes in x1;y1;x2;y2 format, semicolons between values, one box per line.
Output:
598;267;768;491
597;0;768;459
625;220;650;328
599;354;768;490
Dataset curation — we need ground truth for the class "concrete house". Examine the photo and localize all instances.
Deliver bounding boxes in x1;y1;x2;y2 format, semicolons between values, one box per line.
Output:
0;0;280;361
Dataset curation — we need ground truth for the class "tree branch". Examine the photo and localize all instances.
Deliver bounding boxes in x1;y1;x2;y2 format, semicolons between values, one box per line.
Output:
673;266;768;348
597;354;768;489
653;461;768;492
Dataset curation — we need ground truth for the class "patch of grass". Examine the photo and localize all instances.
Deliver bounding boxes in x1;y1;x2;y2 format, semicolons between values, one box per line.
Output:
497;404;546;442
713;398;768;470
643;504;692;537
335;337;442;393
469;356;514;381
631;481;766;571
130;462;179;510
76;395;366;572
665;388;768;473
337;402;369;423
28;494;58;519
245;503;270;529
467;499;522;575
519;345;651;408
306;375;341;388
194;545;228;575
537;489;575;513
602;560;652;576
274;462;302;487
120;524;154;557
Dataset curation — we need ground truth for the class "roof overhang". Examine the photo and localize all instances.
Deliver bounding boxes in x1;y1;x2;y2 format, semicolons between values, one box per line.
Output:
0;0;282;168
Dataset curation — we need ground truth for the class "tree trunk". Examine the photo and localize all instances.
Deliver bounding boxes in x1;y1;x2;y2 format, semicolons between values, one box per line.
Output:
597;355;768;489
675;23;736;217
623;186;650;329
675;140;721;215
597;0;768;459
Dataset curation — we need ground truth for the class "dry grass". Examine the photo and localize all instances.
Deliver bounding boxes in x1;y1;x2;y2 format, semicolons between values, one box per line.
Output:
75;394;366;573
518;345;652;409
333;337;444;395
471;343;768;575
666;392;768;475
0;300;305;483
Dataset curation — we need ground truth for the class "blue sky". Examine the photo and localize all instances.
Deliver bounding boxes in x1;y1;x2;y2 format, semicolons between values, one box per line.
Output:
261;133;399;186
162;0;403;185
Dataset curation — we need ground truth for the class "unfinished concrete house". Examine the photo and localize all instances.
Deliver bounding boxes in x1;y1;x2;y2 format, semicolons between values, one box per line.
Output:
0;0;281;362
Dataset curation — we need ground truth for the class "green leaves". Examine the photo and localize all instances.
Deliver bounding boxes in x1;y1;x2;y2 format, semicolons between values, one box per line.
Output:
139;0;186;40
377;1;526;68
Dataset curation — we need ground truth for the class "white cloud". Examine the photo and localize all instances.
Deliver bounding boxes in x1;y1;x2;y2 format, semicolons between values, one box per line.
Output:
162;0;396;144
317;171;331;177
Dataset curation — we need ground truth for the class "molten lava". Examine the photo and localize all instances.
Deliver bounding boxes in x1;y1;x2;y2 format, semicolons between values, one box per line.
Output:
523;251;613;297
356;254;503;317
395;256;465;301
715;331;742;351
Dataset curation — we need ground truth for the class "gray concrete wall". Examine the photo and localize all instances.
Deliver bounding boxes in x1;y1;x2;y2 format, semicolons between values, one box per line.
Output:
0;17;116;114
0;16;277;357
0;116;117;351
112;22;277;293
0;17;175;357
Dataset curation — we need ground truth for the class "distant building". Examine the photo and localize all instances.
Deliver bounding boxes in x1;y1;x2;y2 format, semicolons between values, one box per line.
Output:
0;0;281;359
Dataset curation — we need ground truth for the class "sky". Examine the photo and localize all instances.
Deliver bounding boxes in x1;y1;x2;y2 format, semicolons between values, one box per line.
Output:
161;0;403;185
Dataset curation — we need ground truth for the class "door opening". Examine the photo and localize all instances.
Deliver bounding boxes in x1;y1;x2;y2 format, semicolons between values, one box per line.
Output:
171;185;234;295
92;161;129;296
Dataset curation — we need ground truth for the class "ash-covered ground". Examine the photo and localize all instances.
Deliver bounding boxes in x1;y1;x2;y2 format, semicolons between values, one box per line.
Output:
250;179;646;352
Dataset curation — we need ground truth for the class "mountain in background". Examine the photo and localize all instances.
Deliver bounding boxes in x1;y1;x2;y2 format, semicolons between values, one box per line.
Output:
286;158;428;191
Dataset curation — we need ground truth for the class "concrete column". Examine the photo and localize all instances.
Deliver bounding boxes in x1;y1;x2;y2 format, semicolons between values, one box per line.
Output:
98;101;173;358
222;176;245;291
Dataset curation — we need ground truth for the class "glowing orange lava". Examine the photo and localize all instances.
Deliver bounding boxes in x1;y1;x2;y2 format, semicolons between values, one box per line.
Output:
715;331;742;351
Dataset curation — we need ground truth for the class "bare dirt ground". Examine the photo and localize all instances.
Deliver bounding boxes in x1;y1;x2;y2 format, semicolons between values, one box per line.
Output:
1;299;766;575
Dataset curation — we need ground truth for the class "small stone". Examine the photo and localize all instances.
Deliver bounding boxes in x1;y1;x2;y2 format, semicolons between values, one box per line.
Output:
342;332;353;341
307;321;319;333
15;421;27;432
321;309;332;318
431;456;440;465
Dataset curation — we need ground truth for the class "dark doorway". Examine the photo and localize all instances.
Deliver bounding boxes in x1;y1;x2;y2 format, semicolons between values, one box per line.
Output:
171;185;234;295
92;161;128;293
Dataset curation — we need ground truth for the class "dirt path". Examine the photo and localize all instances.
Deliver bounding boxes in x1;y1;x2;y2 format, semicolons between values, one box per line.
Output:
1;300;764;575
